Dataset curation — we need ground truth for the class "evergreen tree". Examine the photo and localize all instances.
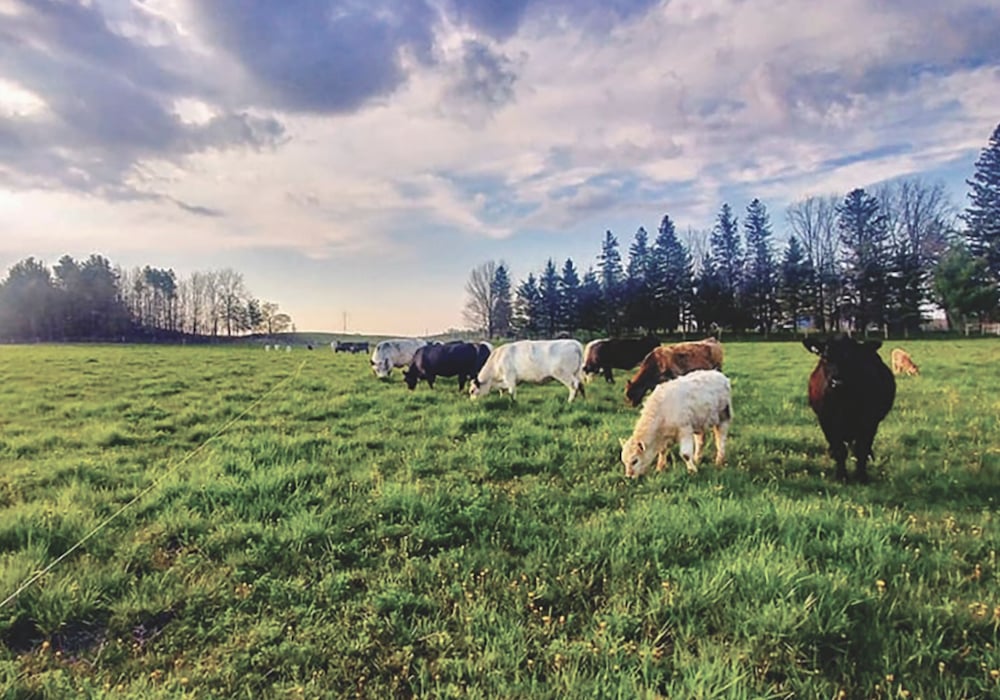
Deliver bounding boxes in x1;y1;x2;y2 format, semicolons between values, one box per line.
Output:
512;273;541;338
650;214;693;333
933;242;998;331
624;227;655;332
778;235;815;331
964;121;1000;282
598;230;624;333
709;203;743;329
837;188;891;332
539;259;561;337
491;263;513;338
742;198;777;333
577;269;604;333
558;258;581;333
692;253;725;333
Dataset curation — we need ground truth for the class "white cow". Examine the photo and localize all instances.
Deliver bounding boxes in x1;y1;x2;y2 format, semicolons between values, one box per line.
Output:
370;338;428;378
469;339;585;402
620;369;732;478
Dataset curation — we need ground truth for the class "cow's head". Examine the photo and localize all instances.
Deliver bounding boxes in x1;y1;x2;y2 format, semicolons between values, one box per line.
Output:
624;379;644;407
803;334;882;391
468;376;484;400
403;365;419;390
620;437;653;478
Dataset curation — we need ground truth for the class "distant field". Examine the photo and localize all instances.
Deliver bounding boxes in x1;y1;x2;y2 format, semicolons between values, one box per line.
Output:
1;340;998;698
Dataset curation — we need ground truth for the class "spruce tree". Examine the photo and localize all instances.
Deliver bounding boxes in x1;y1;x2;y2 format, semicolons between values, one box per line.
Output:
650;214;693;333
933;242;998;330
539;259;561;337
491;263;512;338
779;235;815;331
742;198;777;333
964;122;1000;282
625;227;654;332
837;188;890;332
709;203;743;329
512;273;541;338
598;230;624;334
558;258;581;333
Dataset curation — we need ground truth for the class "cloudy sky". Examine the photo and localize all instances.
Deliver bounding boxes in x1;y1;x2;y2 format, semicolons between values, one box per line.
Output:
2;0;999;335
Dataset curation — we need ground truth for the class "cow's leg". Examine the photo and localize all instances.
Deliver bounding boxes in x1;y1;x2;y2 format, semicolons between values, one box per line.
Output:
458;374;467;391
604;366;614;383
713;422;729;466
692;431;705;464
656;449;668;472
852;432;876;484
678;428;698;474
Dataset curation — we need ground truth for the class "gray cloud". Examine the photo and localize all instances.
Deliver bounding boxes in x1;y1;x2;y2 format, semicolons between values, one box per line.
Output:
190;0;439;113
0;0;284;208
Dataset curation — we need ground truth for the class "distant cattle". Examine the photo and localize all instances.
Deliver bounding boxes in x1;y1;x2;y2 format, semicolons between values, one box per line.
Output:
370;338;428;378
624;338;724;407
890;347;919;376
583;335;660;383
620;369;732;478
404;341;482;391
803;334;896;483
333;341;370;354
470;339;585;402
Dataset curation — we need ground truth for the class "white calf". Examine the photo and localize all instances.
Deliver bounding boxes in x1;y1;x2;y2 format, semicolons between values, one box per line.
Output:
469;339;585;403
620;369;732;478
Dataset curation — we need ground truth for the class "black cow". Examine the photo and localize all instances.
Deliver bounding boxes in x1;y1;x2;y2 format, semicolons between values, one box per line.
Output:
335;341;370;354
404;341;481;391
803;334;896;483
583;336;660;383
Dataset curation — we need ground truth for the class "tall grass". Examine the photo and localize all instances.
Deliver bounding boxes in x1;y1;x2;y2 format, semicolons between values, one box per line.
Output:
0;340;998;698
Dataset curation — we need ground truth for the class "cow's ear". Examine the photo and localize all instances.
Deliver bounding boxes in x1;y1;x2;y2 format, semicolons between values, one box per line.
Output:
866;340;883;352
802;337;824;355
619;437;627;448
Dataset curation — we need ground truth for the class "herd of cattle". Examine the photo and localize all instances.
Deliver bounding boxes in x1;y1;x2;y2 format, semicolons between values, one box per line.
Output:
326;334;917;483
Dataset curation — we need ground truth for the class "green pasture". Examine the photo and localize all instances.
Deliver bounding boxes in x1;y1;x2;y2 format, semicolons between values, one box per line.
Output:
0;340;998;698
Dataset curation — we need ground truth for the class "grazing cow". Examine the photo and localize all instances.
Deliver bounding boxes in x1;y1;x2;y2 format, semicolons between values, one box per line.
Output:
624;338;724;407
803;334;896;483
890;347;920;376
583;335;660;383
620;370;732;478
470;339;586;402
333;341;370;354
404;341;481;391
370;338;428;378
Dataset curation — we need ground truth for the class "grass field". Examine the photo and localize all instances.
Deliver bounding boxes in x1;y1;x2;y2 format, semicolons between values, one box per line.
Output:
1;339;998;698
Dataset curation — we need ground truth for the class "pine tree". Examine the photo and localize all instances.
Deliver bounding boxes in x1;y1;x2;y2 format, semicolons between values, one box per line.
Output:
964;121;1000;282
539;259;561;337
625;227;654;332
709;203;743;329
692;253;725;333
491;263;513;338
742;198;777;333
650;214;693;333
577;269;604;333
558;258;581;333
598;230;624;334
512;273;541;338
837;188;891;332
933;242;998;331
778;235;815;331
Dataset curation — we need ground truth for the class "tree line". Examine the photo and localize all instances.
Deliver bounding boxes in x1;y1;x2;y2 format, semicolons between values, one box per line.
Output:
466;123;1000;339
0;254;293;342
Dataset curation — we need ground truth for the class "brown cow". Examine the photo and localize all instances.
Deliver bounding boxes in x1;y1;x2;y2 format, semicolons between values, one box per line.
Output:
624;337;724;407
890;348;919;376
